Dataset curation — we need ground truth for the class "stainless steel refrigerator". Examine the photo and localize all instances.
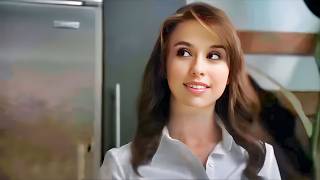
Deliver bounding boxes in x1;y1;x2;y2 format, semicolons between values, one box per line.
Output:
0;0;102;179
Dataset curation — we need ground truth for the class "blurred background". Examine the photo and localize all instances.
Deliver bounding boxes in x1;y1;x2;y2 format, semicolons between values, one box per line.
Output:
0;0;319;179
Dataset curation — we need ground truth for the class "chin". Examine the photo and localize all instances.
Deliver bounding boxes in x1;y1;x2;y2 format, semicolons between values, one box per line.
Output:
183;99;215;109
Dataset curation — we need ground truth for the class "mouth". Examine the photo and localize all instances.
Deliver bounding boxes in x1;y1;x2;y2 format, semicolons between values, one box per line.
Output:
183;81;210;89
183;81;210;94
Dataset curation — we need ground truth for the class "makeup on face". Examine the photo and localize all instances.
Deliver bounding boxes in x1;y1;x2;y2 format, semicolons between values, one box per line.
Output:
165;20;229;108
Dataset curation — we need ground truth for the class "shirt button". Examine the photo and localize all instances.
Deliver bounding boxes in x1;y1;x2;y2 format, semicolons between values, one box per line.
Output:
208;162;214;167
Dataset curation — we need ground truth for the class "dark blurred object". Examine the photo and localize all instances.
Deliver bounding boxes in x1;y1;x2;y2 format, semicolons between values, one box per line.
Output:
249;76;314;180
304;0;320;18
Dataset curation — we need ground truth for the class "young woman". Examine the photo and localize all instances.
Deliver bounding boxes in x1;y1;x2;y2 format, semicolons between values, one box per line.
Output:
100;3;281;179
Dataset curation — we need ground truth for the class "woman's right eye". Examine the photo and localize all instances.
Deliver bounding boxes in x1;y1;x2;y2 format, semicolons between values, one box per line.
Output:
176;48;191;57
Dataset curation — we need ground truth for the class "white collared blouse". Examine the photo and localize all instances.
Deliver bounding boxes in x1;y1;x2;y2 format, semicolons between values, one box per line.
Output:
100;122;281;179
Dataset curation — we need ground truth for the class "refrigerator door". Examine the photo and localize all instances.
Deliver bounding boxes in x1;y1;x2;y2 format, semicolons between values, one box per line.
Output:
0;1;102;179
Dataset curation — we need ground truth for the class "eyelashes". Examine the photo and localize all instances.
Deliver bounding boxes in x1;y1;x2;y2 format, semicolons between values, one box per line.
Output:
207;51;221;60
176;47;223;60
177;48;191;57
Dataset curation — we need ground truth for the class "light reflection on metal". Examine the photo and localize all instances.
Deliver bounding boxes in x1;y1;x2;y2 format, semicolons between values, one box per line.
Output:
53;20;80;30
18;0;83;6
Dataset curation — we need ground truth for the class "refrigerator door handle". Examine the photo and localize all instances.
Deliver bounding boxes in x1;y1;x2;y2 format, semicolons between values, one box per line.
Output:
3;0;102;7
115;83;121;148
53;20;80;29
8;0;84;6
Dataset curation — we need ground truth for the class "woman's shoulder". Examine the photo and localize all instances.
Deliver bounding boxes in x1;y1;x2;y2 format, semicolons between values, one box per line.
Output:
100;142;133;179
264;143;278;167
258;143;281;179
105;142;132;160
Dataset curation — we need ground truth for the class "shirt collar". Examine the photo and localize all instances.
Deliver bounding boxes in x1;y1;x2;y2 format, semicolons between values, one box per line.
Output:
161;114;234;156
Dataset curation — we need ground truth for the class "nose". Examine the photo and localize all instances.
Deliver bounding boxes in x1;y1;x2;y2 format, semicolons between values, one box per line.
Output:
190;55;205;77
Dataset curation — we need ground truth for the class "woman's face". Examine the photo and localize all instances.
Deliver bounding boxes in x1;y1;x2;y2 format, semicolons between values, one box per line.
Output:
166;20;229;109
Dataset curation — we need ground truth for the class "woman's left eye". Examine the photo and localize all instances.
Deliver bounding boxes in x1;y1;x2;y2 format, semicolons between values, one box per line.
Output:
177;48;191;57
207;52;221;60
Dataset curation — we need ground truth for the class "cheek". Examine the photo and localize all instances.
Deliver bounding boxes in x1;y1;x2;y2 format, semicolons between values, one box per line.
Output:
166;59;177;92
166;59;188;83
209;64;229;89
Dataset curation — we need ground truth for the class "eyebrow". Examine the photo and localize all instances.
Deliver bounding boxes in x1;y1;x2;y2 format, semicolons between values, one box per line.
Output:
173;41;226;50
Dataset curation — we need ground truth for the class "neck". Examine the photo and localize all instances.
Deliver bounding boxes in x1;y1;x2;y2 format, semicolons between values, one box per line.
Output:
167;97;222;146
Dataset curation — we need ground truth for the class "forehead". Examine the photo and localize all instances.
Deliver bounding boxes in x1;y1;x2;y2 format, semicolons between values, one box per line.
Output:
168;20;223;47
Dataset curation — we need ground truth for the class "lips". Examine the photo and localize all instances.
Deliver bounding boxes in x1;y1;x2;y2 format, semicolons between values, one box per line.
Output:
183;81;210;89
183;81;210;95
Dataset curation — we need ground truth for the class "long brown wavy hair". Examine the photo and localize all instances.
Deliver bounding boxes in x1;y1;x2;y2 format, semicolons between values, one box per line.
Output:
131;2;265;179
